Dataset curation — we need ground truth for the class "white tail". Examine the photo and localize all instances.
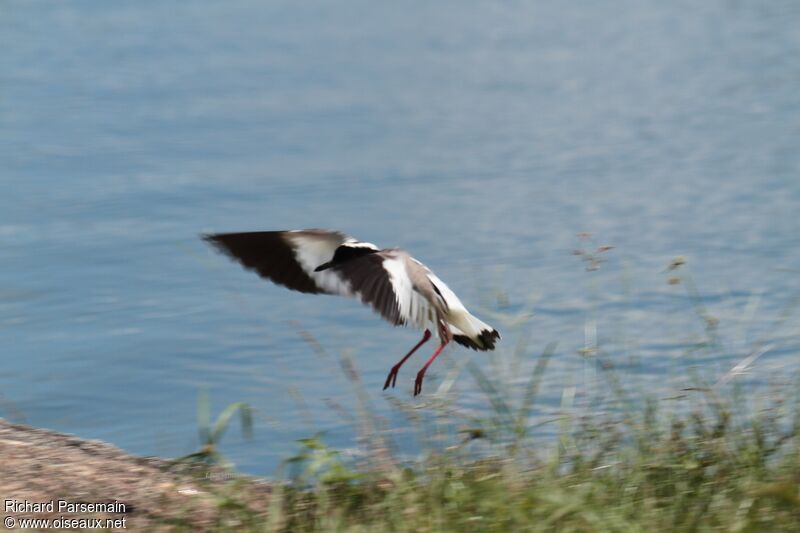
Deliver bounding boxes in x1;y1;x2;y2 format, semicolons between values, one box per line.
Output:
448;310;499;350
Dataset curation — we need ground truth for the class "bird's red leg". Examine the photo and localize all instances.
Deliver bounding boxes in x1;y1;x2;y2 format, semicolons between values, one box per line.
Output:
383;329;431;390
413;340;449;396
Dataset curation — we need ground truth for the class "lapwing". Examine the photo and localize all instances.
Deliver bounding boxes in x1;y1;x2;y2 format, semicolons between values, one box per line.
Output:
203;230;500;395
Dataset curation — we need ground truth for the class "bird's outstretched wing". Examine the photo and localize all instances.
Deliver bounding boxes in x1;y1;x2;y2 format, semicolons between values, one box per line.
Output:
203;230;353;295
330;251;409;326
204;230;414;327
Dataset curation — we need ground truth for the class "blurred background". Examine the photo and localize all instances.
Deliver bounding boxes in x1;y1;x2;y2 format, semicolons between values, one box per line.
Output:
1;0;798;476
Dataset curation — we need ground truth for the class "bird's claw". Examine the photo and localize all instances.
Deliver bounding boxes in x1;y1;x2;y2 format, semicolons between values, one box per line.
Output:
413;370;426;396
383;366;400;390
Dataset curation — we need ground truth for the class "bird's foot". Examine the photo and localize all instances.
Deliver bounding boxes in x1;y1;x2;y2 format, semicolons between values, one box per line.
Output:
383;365;401;390
413;368;427;396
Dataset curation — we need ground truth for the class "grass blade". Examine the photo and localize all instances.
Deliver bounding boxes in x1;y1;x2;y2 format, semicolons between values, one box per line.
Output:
514;342;557;443
467;360;514;431
211;402;254;444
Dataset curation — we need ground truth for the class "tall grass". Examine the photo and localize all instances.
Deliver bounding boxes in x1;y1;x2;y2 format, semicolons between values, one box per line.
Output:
180;255;800;531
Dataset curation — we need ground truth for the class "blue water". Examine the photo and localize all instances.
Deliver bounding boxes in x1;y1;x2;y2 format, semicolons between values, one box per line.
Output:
2;1;799;475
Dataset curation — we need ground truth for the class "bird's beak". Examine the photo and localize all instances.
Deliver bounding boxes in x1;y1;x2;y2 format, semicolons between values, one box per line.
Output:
314;262;332;272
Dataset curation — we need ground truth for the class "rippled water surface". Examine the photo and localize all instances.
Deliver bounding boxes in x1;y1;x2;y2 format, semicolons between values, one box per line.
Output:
2;1;799;474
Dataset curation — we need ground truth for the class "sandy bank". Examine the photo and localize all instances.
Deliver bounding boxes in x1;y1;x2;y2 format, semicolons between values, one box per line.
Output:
0;419;270;531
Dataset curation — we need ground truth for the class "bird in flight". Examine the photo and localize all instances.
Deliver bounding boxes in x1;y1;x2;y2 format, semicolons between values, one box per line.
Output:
203;229;500;395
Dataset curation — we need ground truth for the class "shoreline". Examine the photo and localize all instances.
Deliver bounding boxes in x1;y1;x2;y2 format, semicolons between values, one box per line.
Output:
0;419;270;530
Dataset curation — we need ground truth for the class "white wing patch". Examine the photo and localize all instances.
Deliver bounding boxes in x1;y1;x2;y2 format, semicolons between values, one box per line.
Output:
382;256;433;328
408;287;433;328
287;233;353;296
426;272;466;312
343;240;379;250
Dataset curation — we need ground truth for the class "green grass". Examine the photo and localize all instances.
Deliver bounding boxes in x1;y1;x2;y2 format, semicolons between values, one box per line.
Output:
178;256;800;531
182;384;800;532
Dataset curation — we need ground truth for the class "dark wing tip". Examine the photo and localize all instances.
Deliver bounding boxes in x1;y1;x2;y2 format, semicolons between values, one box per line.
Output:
201;232;224;247
201;231;322;294
202;233;246;262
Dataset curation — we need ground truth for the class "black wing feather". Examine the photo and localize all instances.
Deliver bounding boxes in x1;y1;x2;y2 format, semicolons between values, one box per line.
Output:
332;253;405;326
204;231;325;294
